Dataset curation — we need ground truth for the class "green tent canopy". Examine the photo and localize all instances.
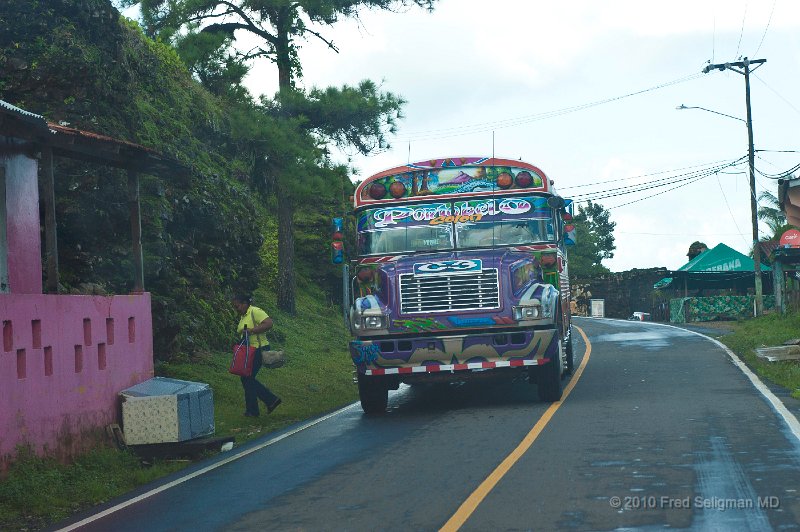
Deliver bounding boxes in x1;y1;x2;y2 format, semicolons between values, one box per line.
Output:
654;243;771;291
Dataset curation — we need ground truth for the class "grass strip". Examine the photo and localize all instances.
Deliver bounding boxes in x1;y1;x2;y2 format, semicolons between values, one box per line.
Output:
0;283;357;530
718;312;800;400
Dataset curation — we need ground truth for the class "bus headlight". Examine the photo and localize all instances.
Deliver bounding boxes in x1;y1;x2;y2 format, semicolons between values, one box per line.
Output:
351;295;388;332
513;304;542;321
363;315;388;329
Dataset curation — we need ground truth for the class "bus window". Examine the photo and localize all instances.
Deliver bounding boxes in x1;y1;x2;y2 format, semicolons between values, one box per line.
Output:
358;225;454;255
456;218;553;248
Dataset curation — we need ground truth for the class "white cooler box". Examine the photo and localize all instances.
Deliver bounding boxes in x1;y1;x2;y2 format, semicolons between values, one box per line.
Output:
120;377;215;445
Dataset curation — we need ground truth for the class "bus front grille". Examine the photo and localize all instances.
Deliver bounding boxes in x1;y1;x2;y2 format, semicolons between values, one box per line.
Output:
399;269;500;313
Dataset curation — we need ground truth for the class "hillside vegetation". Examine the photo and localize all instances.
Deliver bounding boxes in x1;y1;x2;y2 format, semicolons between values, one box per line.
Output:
0;1;361;528
0;0;350;359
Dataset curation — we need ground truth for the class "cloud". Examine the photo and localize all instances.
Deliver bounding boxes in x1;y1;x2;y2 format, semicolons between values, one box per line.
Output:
234;0;800;272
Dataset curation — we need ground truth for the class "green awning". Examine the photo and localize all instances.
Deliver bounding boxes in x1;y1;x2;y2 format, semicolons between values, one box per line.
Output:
653;243;771;290
654;277;673;289
676;243;770;273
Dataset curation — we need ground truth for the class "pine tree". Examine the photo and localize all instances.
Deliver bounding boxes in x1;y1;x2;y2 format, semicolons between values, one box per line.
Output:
128;0;437;312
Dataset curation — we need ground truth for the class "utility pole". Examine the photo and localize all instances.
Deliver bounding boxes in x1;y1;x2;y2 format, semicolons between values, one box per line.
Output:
702;57;766;316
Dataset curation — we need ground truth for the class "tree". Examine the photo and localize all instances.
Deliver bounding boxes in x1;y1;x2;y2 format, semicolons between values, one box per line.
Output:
568;200;616;279
129;0;437;313
757;189;788;239
175;30;251;101
686;241;708;260
129;0;435;90
278;81;406;155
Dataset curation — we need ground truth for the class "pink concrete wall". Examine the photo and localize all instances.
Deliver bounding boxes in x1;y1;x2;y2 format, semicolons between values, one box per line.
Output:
4;155;42;294
1;293;154;466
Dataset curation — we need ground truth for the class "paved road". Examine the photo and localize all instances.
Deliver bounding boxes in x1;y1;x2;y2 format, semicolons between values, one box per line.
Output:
58;318;800;531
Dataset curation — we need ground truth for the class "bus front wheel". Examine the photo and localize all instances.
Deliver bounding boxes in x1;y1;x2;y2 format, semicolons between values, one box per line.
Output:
357;373;388;414
537;340;564;402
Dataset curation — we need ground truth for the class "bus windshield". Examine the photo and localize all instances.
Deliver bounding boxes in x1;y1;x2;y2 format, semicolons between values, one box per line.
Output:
357;196;555;256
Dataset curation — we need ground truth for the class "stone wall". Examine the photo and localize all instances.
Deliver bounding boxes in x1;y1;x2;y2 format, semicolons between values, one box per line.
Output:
571;267;670;320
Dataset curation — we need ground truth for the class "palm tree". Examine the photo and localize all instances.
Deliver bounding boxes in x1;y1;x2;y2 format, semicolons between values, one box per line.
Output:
757;190;787;239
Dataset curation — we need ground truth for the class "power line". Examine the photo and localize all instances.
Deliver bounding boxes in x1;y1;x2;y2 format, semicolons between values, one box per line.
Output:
754;153;800;179
756;174;773;190
715;174;748;247
617;230;748;236
755;161;800;179
603;175;708;210
711;15;716;63
735;3;748;58
570;157;748;203
558;158;736;190
569;157;749;211
753;0;776;56
572;171;718;202
755;153;783;171
394;73;704;142
569;172;705;199
753;73;800;116
756;151;800;173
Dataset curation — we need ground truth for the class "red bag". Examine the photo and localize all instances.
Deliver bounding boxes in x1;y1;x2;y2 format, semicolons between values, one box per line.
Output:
229;329;257;377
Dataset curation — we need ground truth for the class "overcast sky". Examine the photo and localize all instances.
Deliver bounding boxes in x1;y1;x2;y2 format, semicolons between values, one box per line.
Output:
129;1;800;272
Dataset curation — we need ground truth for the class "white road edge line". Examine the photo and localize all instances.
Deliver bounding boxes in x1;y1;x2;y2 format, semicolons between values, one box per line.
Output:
57;402;360;531
683;328;800;443
582;317;800;444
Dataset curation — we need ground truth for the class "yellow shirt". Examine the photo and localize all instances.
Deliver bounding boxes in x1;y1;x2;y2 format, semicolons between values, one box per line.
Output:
237;305;270;348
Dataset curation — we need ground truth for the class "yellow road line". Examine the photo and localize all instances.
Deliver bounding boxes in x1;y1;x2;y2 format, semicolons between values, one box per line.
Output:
440;325;592;532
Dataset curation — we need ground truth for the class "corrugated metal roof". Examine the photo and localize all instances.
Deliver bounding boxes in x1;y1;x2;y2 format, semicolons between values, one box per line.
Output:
0;100;188;177
48;122;157;154
0;99;50;131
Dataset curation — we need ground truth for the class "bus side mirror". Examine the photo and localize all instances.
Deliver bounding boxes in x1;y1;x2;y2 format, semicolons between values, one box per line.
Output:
564;224;576;246
547;196;565;209
331;218;344;264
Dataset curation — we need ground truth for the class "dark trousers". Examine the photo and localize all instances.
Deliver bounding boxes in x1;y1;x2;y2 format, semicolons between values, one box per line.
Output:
241;347;279;415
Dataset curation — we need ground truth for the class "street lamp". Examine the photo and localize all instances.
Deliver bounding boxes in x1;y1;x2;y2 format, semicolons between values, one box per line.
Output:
698;57;767;316
675;104;745;123
676;99;764;315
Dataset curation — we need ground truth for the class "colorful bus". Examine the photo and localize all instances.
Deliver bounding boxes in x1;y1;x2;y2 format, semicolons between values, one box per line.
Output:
346;156;575;413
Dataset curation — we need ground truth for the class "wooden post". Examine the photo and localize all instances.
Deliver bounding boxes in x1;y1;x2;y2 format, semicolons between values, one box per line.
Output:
773;257;785;314
41;147;59;293
128;169;144;293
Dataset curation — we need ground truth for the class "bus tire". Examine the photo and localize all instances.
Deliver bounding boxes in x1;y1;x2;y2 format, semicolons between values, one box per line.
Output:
565;331;575;375
358;373;388;414
538;341;563;402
